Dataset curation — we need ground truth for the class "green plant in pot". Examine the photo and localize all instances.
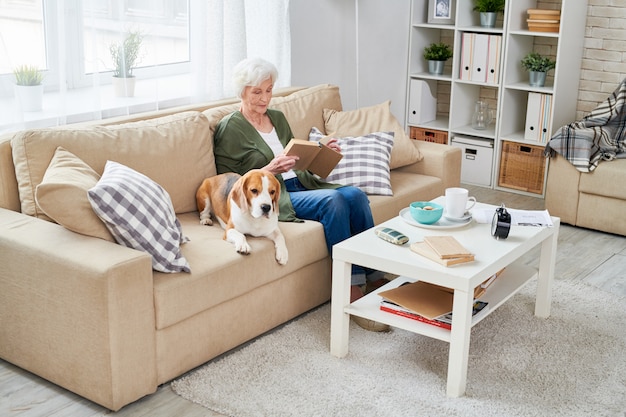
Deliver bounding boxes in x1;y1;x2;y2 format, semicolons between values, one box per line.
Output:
12;65;45;112
423;42;453;75
521;52;556;87
473;0;505;28
109;30;144;97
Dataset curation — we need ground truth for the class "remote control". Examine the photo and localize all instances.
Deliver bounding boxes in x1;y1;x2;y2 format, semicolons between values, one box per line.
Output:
374;227;409;245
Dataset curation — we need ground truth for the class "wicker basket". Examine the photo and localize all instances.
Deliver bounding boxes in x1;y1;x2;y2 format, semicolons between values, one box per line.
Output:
498;141;546;194
409;127;448;144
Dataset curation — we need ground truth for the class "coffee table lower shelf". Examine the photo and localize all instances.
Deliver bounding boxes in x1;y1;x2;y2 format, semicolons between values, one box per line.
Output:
344;262;537;343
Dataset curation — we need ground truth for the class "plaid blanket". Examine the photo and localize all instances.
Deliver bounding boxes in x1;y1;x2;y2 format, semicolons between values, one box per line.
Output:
545;78;626;172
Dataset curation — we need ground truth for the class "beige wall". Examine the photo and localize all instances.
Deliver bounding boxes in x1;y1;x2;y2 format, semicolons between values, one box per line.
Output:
578;0;626;118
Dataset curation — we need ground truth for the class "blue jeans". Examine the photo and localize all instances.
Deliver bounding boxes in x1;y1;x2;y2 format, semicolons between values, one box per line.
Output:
285;178;379;286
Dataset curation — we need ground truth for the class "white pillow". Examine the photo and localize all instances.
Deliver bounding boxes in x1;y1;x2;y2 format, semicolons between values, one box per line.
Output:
309;127;394;196
88;161;191;273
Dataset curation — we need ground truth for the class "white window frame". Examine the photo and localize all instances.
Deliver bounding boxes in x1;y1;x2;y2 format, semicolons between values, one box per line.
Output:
0;0;191;96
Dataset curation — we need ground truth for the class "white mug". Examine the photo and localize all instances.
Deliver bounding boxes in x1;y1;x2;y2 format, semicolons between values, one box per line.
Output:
445;187;476;218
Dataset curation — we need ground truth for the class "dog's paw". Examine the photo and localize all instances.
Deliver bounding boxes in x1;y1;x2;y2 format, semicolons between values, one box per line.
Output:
235;241;251;255
275;246;288;265
200;218;213;226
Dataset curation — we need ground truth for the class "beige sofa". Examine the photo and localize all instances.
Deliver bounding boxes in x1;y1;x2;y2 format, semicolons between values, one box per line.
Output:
545;153;626;236
0;84;461;411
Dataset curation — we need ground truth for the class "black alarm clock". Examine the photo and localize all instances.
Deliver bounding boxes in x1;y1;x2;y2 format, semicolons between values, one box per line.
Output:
491;204;511;240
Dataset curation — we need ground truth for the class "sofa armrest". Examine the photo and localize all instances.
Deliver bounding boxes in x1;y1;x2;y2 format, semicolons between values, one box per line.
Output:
396;141;462;190
545;153;580;225
0;209;157;411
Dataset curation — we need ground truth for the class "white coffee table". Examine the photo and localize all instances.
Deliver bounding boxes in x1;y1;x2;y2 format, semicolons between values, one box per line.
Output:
329;198;560;397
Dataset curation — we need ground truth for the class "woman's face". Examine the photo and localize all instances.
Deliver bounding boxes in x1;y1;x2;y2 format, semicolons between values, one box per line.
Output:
241;77;274;115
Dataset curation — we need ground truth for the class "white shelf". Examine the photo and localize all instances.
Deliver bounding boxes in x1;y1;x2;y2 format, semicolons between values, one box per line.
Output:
405;0;588;197
346;262;538;343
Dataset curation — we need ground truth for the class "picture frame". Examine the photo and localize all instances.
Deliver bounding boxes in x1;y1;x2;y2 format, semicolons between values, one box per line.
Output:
427;0;455;25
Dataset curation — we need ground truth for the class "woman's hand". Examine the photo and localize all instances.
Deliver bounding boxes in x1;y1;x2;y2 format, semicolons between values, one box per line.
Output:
325;137;341;153
263;154;298;175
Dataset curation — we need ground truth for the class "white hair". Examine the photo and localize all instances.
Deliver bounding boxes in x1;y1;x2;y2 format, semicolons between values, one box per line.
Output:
232;57;278;98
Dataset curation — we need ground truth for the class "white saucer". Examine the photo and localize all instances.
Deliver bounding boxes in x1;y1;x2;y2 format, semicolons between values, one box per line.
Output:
444;211;472;222
399;208;473;229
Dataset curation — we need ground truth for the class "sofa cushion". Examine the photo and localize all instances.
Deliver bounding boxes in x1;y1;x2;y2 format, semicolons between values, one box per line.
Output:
271;84;343;140
323;100;423;170
35;146;114;241
309;127;393;195
578;159;626;200
11;111;214;219
201;84;344;145
88;161;191;274
200;84;344;189
202;103;240;138
153;213;329;329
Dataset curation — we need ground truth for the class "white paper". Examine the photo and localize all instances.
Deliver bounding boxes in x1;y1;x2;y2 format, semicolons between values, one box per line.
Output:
473;208;554;227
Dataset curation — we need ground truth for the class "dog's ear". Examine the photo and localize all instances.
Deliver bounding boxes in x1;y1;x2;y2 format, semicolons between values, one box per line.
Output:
271;176;281;213
231;176;249;212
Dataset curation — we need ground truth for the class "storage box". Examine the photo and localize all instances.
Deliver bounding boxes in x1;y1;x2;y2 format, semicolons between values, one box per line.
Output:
409;126;448;144
407;80;436;125
451;136;493;187
498;141;546;194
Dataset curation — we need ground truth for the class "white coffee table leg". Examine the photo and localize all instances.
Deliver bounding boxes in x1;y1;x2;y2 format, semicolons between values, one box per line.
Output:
330;259;352;357
535;220;559;318
446;288;474;397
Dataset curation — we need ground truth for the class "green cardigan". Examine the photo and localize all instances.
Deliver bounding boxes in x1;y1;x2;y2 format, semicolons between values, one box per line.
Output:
213;109;340;222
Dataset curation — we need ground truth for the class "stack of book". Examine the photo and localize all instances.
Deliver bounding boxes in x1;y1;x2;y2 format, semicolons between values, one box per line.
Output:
527;8;561;33
379;281;488;330
409;235;474;266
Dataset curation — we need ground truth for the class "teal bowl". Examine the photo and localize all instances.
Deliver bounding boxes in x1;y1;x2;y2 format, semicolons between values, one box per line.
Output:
409;201;444;225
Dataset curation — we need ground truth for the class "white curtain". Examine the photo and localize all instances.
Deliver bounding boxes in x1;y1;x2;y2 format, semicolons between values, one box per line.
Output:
0;0;291;134
193;0;291;101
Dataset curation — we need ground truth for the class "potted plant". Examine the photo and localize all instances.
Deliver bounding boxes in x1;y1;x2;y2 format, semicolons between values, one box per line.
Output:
13;65;45;112
423;42;453;75
521;52;556;87
109;30;143;97
473;0;506;28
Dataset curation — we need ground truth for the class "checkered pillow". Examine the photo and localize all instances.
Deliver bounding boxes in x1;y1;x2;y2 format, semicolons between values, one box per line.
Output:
88;161;191;273
309;127;394;195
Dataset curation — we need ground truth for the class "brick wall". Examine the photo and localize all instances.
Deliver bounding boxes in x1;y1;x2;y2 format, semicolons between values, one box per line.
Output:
578;0;626;118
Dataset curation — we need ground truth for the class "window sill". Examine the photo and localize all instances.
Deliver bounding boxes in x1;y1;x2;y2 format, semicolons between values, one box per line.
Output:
0;74;196;136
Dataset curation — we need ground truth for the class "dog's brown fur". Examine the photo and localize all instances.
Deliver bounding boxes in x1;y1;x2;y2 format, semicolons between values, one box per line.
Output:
195;169;287;264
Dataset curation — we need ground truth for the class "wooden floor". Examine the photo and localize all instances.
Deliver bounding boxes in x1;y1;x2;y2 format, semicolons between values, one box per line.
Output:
2;185;625;416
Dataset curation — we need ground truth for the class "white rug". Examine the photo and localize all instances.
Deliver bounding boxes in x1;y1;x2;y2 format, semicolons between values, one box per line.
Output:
171;279;626;417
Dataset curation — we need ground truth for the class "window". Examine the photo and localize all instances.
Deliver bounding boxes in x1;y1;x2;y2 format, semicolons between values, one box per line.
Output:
0;0;190;92
0;0;46;74
81;0;190;78
0;0;290;134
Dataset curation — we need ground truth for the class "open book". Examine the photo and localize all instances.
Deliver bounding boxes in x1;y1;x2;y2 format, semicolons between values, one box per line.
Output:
284;137;343;178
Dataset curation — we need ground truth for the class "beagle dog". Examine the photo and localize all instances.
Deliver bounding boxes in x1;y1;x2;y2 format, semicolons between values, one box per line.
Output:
196;169;288;265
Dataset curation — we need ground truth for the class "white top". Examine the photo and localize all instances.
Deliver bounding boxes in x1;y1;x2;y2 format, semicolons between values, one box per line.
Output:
258;128;296;181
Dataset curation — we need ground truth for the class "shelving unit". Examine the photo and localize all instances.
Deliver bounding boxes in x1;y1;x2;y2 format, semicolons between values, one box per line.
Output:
405;0;588;196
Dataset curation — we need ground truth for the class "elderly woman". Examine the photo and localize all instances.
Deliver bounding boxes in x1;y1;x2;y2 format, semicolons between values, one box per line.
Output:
213;57;387;331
